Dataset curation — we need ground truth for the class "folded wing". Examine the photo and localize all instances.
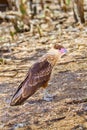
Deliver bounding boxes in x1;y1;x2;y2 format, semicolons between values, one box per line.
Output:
10;59;52;106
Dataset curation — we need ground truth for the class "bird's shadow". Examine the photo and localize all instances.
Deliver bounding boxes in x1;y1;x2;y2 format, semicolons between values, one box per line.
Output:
28;99;44;104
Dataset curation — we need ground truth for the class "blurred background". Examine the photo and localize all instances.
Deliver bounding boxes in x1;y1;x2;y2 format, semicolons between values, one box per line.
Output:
0;1;87;130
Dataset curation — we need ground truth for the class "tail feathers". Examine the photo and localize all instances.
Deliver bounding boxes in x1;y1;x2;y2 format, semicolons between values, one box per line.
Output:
10;88;27;106
10;79;38;106
10;77;30;106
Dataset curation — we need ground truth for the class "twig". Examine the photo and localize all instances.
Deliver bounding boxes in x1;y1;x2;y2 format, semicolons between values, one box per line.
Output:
45;116;66;123
0;71;18;78
58;59;75;65
66;98;87;105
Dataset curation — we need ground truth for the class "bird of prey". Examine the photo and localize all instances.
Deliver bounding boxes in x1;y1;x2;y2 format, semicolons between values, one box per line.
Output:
10;44;67;106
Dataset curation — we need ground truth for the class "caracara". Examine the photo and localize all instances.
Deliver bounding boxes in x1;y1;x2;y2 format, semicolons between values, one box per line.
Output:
10;44;67;106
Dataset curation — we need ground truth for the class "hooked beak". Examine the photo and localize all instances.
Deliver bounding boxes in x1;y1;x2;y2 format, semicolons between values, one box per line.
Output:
60;48;67;57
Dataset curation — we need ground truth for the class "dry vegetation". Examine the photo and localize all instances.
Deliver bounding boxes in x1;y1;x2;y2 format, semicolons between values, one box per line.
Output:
0;0;87;130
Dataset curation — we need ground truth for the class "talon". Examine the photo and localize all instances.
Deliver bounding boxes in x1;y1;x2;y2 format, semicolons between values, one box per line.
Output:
43;96;53;101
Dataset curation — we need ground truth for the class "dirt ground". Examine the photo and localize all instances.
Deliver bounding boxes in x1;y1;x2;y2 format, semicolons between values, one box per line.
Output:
0;1;87;130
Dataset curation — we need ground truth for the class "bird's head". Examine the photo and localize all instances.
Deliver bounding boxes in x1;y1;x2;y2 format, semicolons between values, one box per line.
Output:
47;44;67;66
53;44;67;58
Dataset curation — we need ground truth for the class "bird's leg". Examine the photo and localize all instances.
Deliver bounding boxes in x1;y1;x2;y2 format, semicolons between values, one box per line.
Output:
42;82;53;101
43;88;53;101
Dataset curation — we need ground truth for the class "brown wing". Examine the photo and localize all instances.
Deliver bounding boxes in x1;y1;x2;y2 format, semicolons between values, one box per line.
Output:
10;59;52;106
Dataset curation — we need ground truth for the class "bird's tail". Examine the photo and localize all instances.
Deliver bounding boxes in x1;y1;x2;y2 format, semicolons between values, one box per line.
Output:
10;81;27;106
10;76;37;106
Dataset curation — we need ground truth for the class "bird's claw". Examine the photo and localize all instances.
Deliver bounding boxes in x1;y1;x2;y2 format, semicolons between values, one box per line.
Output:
43;95;53;101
